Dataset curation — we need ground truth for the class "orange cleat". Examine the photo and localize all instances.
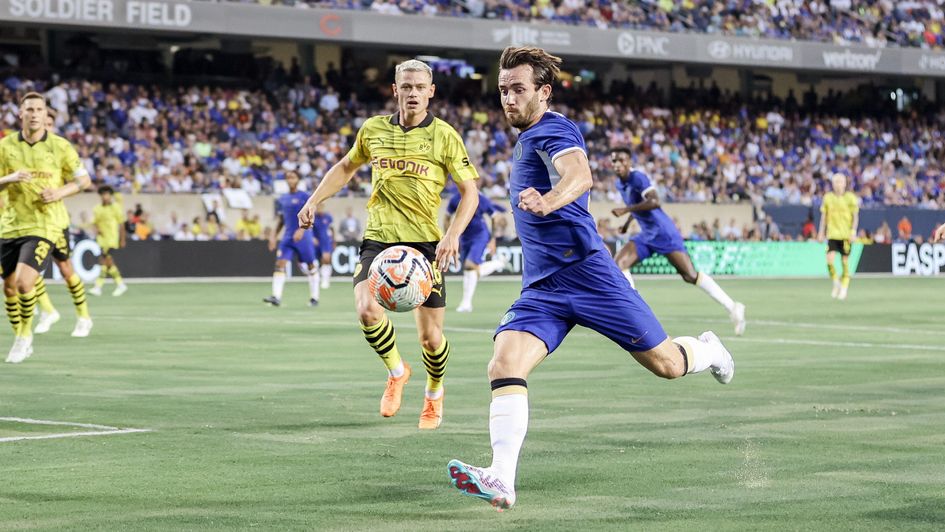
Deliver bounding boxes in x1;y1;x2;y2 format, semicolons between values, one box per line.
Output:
380;363;411;417
418;390;444;430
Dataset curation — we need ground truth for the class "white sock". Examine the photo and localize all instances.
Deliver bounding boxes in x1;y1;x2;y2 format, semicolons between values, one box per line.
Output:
307;271;320;301
320;264;332;287
623;269;636;289
696;272;735;313
272;272;286;299
479;258;504;277
673;336;724;374
389;360;405;378
460;270;478;308
425;387;444;400
489;393;529;485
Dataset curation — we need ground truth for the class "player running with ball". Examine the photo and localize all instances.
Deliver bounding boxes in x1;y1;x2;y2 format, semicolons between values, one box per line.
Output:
447;46;735;511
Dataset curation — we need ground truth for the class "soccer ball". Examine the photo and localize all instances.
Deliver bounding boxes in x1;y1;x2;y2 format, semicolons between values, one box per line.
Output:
368;245;435;312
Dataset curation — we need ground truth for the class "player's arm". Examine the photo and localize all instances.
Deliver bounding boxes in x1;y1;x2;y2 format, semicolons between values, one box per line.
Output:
850;210;859;241
817;204;827;241
933;223;945;243
118;213;127;248
269;217;284;251
437;179;479;270
0;170;32;191
42;145;92;202
299;156;360;228
518;150;592;216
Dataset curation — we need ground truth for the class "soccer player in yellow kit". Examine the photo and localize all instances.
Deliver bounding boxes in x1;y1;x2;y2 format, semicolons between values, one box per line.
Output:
298;59;480;429
0;92;91;362
89;186;127;297
818;173;859;300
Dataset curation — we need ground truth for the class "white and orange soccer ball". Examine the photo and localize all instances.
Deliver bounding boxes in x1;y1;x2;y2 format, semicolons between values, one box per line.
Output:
368;246;434;312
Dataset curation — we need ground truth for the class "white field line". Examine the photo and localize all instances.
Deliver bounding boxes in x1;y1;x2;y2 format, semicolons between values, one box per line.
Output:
0;417;152;443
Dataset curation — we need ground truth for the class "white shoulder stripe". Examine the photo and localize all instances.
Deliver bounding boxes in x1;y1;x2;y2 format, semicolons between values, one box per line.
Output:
550;146;586;163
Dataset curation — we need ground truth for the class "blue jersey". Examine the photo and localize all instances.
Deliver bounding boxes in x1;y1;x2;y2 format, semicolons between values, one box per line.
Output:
313;212;333;242
616;170;679;241
446;191;506;239
277;190;312;237
510;112;606;287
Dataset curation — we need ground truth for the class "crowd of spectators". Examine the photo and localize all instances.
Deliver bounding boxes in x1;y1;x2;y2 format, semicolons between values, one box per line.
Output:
211;0;945;51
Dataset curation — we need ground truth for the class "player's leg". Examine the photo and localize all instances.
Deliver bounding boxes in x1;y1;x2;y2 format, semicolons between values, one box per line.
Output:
614;239;641;288
56;256;92;337
354;241;409;417
36;232;73;334
1;252;20;336
8;238;53;362
826;246;840;298
319;251;332;289
108;252;127;296
457;237;486;312
264;240;291;306
666;250;746;336
297;237;320;306
90;251;112;296
33;276;60;333
415;304;449;429
838;242;852;300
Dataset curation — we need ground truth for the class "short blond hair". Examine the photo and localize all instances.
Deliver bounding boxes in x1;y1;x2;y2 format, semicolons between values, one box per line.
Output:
395;59;433;83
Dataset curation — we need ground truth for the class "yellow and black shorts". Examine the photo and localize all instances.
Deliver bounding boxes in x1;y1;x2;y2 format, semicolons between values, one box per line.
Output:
827;239;852;256
0;236;54;279
51;228;71;262
353;239;445;308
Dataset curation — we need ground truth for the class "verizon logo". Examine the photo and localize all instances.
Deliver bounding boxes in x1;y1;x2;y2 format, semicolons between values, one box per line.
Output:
822;49;882;70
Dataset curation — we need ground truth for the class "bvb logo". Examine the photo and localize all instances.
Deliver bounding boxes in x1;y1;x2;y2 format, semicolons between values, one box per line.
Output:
417;142;432;152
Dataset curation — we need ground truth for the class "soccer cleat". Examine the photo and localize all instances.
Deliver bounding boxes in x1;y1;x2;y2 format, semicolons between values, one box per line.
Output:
71;317;93;338
700;331;734;384
35;310;61;334
455;304;472;313
830;280;841;299
731;302;746;336
321;278;329;290
308;298;319;307
418;391;444;430
837;285;848;301
380;362;411;417
88;285;103;297
262;296;281;307
112;284;128;297
447;460;516;511
5;336;33;364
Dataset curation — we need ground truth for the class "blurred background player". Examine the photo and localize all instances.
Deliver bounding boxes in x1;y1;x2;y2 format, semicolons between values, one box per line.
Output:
609;148;746;336
818;173;859;300
448;46;734;511
312;203;334;290
263;170;320;307
298;59;479;430
89;186;128;297
34;106;93;337
444;181;508;312
0;92;90;362
935;223;945;242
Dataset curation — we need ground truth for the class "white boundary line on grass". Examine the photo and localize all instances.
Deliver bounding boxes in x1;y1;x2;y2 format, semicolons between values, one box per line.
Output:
0;417;152;443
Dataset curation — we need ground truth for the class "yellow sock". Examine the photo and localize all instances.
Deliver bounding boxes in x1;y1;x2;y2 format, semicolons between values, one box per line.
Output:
66;274;90;318
17;288;37;337
108;265;124;284
827;263;837;281
35;277;56;314
361;315;402;373
95;267;106;288
422;336;450;395
4;295;20;334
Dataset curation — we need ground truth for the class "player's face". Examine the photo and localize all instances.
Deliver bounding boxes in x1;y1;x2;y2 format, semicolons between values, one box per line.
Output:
45;115;54;131
610;152;631;177
101;192;112;205
19;97;47;135
393;71;434;116
831;175;847;193
286;172;300;191
498;64;550;129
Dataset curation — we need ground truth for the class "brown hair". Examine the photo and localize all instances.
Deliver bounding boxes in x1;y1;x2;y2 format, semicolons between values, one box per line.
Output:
499;46;563;89
19;92;46;106
46;107;57;119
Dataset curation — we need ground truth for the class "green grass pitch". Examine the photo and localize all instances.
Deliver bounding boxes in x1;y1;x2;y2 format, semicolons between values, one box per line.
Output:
1;277;943;530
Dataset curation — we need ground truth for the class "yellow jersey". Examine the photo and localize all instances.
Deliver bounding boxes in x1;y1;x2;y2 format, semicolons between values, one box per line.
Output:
0;131;86;240
347;113;478;243
821;191;859;240
93;202;125;249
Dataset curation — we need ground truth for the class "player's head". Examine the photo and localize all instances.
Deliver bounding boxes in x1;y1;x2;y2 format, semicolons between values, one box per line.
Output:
45;107;57;131
498;46;562;129
285;170;300;192
18;92;48;136
609;147;633;178
393;59;435;117
98;185;114;204
830;173;847;193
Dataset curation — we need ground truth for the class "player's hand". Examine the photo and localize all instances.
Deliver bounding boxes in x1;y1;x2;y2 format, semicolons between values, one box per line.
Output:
292;228;305;242
518;187;551;216
933;223;945;243
488;238;497;255
298;200;316;229
817;232;826;242
40;188;63;203
4;170;32;184
267;238;277;252
435;231;460;272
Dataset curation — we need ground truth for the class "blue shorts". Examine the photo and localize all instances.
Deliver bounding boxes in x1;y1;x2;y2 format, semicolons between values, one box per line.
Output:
278;236;316;265
460;233;490;265
314;232;334;256
632;233;686;262
495;251;668;354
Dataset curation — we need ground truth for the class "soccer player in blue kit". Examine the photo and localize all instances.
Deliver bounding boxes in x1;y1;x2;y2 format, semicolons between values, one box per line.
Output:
263;171;321;307
610;148;746;336
445;184;508;312
312;204;334;290
447;46;735;511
